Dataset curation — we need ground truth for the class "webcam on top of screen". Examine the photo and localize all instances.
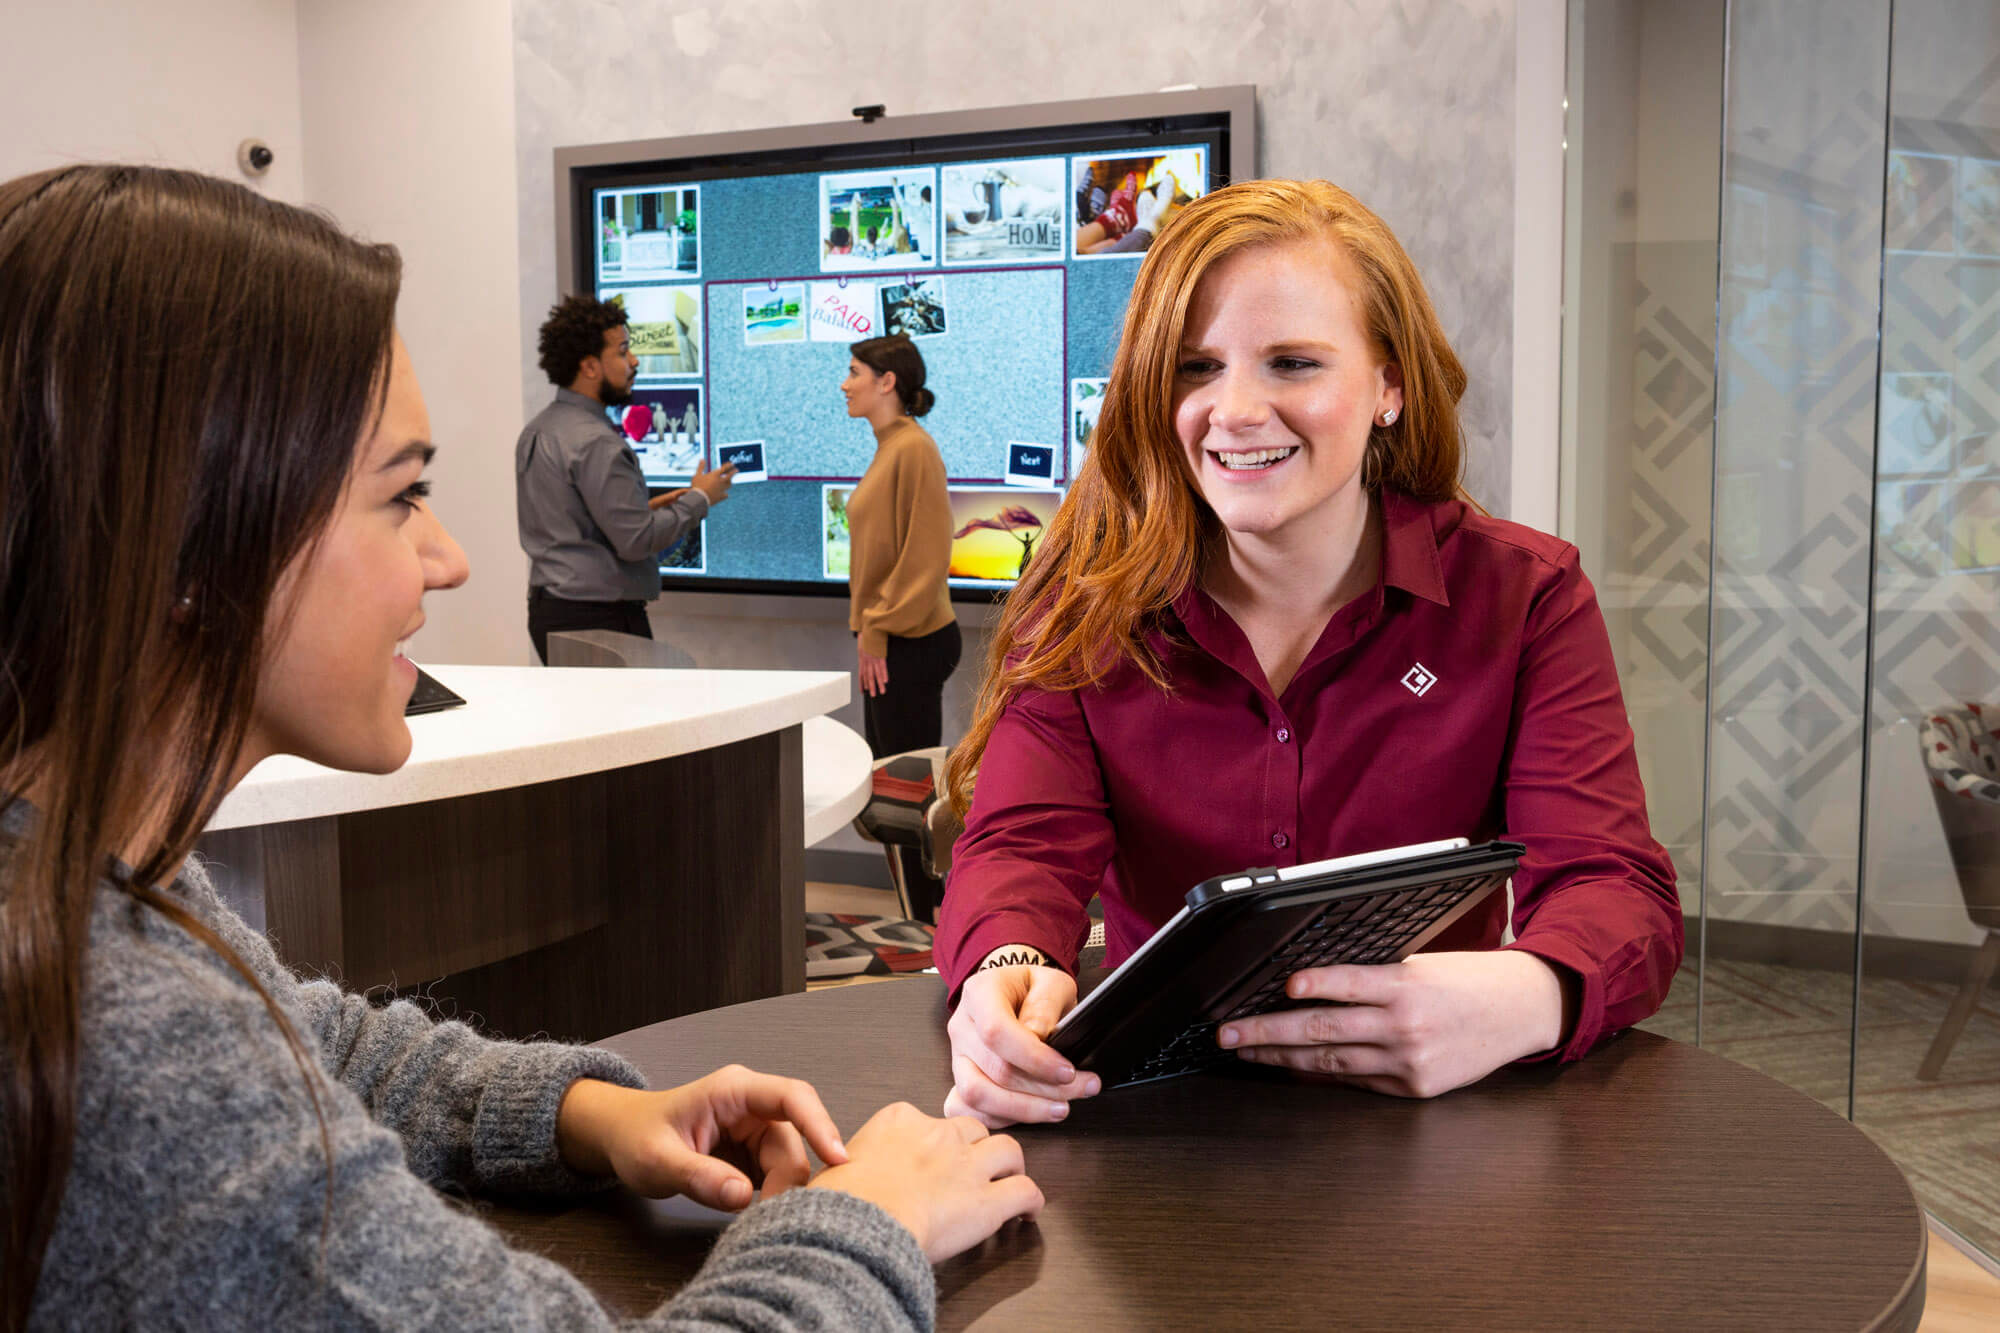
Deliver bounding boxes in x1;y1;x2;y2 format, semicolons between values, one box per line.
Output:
852;104;886;124
237;139;274;177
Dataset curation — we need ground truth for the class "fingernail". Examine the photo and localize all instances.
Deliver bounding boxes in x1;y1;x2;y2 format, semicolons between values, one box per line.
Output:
1082;1076;1101;1097
1055;1063;1075;1082
1218;1027;1238;1048
1048;1101;1069;1119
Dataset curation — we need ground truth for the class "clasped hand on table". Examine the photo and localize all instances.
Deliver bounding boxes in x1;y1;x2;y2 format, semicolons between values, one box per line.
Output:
943;950;1569;1127
556;1064;1043;1262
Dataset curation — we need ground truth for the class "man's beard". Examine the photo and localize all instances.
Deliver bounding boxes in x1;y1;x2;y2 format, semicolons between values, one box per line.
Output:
601;380;634;407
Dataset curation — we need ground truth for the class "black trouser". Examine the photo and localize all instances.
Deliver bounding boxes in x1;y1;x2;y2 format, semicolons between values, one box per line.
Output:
862;621;962;758
528;587;652;664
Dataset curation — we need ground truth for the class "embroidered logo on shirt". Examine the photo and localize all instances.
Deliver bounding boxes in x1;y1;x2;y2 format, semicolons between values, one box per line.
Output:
1401;663;1438;697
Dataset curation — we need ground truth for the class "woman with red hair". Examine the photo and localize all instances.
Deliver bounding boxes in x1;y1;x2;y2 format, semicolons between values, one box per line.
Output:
936;179;1683;1126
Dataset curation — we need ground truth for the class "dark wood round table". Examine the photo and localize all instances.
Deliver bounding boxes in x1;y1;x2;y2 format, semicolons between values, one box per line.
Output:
481;978;1927;1331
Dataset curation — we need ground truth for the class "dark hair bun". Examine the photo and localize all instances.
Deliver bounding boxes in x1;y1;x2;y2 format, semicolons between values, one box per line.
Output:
911;386;935;417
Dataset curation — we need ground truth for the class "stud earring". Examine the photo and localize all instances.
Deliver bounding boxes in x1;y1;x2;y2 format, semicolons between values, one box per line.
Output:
1381;408;1398;426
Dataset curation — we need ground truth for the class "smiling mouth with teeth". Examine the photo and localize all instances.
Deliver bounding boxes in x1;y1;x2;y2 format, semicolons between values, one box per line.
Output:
1213;446;1298;471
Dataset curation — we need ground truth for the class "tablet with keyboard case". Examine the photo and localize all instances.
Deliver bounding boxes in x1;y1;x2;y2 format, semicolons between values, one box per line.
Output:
1048;837;1524;1088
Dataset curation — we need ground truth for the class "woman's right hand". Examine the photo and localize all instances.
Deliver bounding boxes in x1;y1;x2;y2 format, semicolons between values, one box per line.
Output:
809;1103;1043;1262
943;965;1100;1128
857;643;890;697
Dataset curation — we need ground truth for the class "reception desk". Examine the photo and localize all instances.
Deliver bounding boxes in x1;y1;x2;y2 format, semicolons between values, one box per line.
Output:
198;664;849;1042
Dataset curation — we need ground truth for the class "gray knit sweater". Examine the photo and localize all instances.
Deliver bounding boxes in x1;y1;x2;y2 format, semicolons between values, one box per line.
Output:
4;823;933;1328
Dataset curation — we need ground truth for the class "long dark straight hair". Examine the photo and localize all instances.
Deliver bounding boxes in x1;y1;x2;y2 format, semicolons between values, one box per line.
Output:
0;165;401;1325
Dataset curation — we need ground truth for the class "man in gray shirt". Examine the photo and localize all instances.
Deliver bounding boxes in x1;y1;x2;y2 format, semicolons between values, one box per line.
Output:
517;294;733;662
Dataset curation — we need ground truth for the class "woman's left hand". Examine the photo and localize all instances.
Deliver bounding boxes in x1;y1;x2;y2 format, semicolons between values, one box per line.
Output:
556;1066;849;1210
1215;951;1572;1098
857;644;890;697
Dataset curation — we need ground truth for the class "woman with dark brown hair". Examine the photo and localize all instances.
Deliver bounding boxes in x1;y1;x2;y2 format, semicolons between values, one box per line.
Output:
934;179;1683;1126
840;334;960;758
0;165;1037;1329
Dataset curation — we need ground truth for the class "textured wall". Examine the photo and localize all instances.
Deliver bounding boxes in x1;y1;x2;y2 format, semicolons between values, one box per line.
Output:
0;0;305;202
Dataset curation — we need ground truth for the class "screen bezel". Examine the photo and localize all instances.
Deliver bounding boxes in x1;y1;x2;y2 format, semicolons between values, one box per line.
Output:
555;86;1257;601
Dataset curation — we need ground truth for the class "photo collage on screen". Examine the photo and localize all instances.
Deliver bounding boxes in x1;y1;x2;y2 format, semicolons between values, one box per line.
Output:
591;142;1211;588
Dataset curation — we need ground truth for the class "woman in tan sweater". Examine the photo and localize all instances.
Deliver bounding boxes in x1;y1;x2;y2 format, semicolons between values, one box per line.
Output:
841;334;960;757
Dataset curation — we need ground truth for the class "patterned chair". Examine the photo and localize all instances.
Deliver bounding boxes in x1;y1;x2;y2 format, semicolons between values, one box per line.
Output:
850;749;1107;953
809;748;958;983
1915;703;2000;1079
851;747;957;926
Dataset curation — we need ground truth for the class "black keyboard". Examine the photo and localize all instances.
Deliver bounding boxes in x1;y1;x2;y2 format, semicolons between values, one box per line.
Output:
1118;874;1487;1085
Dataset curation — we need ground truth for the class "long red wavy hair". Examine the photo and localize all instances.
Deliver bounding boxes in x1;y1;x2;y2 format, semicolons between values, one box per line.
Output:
945;178;1470;814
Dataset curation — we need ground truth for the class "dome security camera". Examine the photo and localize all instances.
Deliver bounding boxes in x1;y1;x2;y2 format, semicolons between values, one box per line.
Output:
237;139;274;177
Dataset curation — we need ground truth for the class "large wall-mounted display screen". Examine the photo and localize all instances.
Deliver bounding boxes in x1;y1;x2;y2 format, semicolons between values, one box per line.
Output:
560;92;1247;597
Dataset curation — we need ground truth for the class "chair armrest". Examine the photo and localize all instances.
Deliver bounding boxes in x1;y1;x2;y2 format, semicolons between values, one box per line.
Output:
924;797;963;881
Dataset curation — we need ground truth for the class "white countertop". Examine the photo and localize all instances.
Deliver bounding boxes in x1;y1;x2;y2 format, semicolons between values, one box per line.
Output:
801;716;874;847
209;665;850;832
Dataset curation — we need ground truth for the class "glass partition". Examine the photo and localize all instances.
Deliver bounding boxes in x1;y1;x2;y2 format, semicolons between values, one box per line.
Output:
1858;0;2000;1262
1703;0;1889;1118
1560;0;1726;1044
1563;0;2000;1266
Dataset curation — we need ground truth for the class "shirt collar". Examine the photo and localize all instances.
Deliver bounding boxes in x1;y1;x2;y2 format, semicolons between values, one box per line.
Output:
1169;489;1453;627
555;387;605;414
1379;489;1451;608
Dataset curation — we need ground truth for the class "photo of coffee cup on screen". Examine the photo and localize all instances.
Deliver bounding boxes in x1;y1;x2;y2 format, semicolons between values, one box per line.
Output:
942;157;1064;264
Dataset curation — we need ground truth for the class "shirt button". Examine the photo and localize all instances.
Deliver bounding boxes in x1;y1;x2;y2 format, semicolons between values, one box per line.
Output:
1275;728;1291;743
1272;832;1289;849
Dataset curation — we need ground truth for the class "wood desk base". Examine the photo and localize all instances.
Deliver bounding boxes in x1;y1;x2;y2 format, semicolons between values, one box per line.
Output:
482;978;1926;1331
199;727;804;1042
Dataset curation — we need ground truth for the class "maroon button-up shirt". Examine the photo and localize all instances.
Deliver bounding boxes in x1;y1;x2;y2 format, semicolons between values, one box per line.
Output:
936;491;1683;1061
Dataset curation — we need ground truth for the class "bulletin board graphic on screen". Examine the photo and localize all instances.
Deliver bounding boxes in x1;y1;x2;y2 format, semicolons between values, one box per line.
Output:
558;87;1252;598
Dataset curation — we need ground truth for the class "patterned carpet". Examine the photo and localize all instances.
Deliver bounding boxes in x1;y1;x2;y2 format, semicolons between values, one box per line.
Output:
803;912;934;980
1639;959;2000;1263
